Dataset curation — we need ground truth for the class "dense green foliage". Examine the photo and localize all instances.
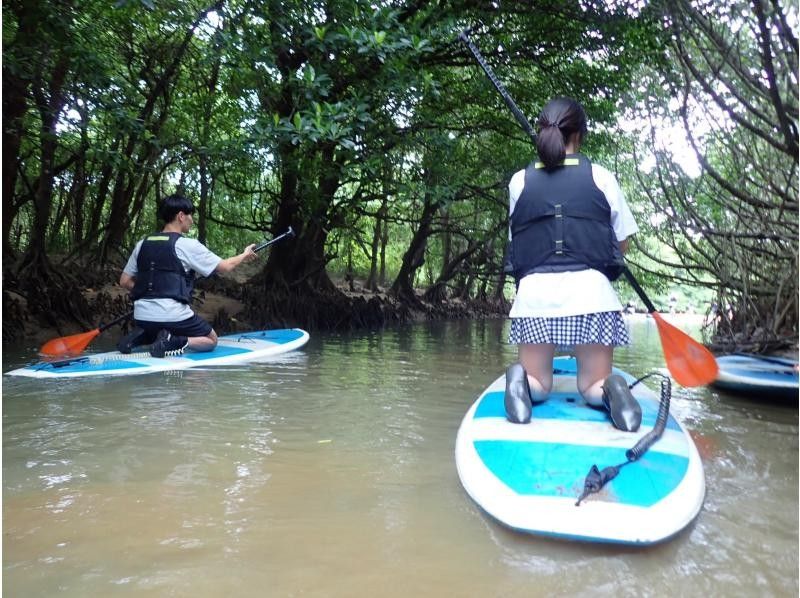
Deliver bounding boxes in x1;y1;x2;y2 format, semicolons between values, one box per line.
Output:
3;0;796;347
619;0;798;349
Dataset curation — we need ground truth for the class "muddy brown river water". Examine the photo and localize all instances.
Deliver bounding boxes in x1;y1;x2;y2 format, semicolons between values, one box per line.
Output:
3;317;797;597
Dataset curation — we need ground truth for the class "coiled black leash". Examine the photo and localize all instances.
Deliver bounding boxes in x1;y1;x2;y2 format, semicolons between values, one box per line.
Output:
575;373;672;506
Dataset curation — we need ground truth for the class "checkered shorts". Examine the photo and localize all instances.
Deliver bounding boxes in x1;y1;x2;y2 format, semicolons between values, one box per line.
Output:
508;311;630;347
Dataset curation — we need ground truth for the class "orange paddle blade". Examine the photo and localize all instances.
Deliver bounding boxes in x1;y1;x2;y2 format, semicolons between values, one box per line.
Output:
652;312;718;387
39;328;101;357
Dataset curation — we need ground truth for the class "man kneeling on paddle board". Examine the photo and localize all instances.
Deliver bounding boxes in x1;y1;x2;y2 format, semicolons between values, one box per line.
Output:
503;97;641;432
118;193;258;357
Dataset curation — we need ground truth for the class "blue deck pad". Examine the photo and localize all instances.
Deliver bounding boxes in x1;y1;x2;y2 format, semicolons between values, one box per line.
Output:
474;439;689;507
474;390;682;432
551;356;630;375
225;329;305;343
181;345;253;361
30;344;254;371
32;358;148;373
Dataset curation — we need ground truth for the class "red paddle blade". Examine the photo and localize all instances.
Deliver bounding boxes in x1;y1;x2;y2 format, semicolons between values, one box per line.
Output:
39;329;101;357
652;312;718;387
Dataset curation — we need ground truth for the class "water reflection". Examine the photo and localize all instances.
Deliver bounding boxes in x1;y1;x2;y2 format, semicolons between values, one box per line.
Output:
3;318;797;597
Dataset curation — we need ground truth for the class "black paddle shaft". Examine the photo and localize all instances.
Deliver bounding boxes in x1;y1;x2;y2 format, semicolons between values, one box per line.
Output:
458;30;538;145
98;311;133;333
622;267;657;313
254;226;295;253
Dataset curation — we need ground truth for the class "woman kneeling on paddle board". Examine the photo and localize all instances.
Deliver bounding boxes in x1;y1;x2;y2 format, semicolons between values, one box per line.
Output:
118;194;258;358
504;97;640;431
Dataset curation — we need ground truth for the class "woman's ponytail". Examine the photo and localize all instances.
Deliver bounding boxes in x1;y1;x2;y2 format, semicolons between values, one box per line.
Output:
536;121;566;170
535;97;588;171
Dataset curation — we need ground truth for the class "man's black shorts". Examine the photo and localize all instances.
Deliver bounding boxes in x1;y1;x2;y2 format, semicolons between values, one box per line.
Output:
135;314;213;341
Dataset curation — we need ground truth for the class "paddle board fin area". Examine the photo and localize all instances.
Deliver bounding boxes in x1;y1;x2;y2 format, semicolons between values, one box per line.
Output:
575;463;626;506
577;373;672;506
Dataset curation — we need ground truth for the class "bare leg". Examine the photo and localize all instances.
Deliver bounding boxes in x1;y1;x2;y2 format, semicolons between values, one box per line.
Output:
518;343;556;403
187;329;218;352
575;343;641;430
574;344;613;407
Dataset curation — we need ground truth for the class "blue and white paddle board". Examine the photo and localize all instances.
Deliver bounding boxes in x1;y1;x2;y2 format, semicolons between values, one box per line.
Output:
712;354;798;399
6;328;309;379
455;356;705;544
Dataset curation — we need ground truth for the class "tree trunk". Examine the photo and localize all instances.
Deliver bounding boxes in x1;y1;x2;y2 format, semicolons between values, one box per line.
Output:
423;239;484;303
198;30;222;246
439;208;451;279
366;214;381;291
24;49;71;269
389;195;439;303
255;142;338;294
2;70;30;257
99;6;210;261
379;213;389;287
1;1;41;257
493;242;511;303
366;198;387;292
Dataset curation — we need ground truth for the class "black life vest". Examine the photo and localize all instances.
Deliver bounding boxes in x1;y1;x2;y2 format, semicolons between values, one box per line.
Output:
131;232;195;303
509;154;624;282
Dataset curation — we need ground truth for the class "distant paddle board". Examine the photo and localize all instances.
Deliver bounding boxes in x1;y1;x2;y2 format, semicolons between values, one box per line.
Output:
455;357;705;544
712;354;798;399
6;328;309;379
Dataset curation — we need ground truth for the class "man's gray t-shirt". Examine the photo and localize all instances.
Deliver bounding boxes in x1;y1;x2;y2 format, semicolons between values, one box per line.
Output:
123;237;222;322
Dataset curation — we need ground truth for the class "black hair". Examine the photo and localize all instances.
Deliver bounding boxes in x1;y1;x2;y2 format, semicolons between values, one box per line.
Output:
535;97;588;171
158;194;195;223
